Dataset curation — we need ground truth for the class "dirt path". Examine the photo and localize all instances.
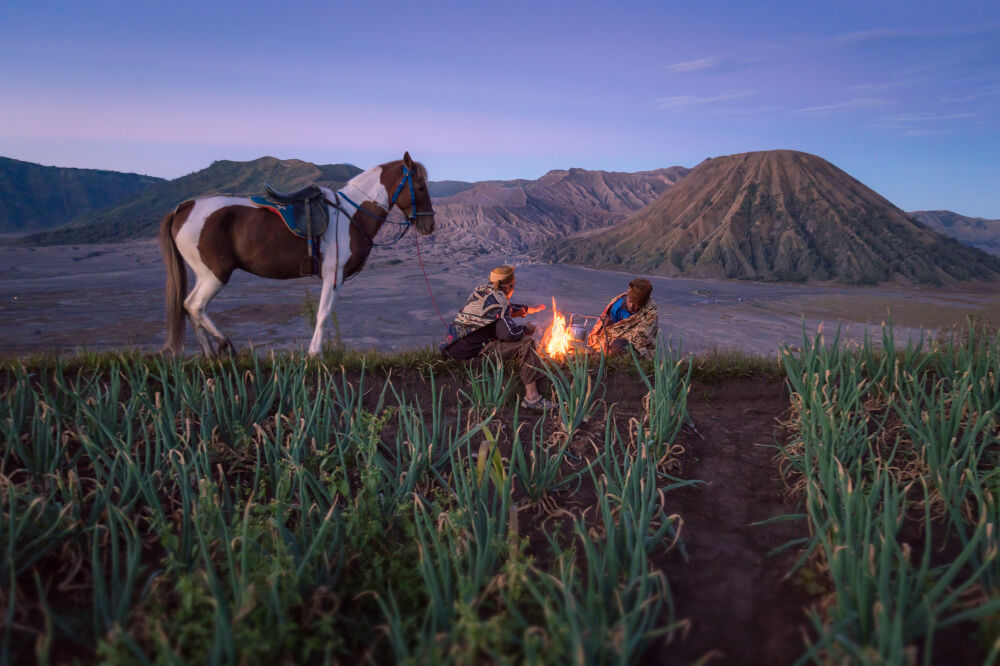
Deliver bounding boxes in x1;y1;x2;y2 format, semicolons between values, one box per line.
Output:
645;378;817;666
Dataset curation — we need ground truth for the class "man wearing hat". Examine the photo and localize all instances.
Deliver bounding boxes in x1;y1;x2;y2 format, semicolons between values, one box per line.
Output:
587;278;658;360
441;265;554;410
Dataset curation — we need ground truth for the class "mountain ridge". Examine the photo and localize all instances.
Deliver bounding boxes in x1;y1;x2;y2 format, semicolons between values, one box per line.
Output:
0;156;163;233
24;157;363;245
909;210;1000;257
426;166;691;254
22;159;690;252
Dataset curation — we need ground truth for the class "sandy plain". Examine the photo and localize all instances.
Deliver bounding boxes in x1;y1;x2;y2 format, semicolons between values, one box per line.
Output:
1;239;998;356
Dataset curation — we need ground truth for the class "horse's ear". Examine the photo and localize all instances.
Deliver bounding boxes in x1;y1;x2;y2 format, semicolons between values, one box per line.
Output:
403;152;413;168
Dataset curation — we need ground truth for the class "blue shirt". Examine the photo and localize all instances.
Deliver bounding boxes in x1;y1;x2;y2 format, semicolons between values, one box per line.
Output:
608;295;632;324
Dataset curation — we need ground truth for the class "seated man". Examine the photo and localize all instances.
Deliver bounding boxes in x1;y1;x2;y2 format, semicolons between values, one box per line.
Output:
440;265;553;410
587;278;658;360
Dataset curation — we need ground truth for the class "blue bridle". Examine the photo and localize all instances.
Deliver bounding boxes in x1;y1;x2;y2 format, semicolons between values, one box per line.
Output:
333;165;434;237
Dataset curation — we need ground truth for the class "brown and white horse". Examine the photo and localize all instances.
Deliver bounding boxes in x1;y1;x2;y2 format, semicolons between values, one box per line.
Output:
159;152;435;356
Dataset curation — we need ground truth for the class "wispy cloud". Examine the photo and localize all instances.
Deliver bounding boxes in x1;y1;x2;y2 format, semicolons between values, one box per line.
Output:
945;82;1000;103
655;91;755;111
716;105;781;117
900;129;949;137
663;56;726;74
874;111;982;137
845;79;919;94
662;55;766;75
834;23;1000;45
834;28;912;45
795;98;892;114
888;112;979;124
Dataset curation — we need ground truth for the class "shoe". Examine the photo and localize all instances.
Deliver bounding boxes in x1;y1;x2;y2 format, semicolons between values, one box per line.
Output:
520;395;557;411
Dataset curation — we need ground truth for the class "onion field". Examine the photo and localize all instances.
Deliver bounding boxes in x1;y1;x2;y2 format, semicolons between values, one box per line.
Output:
2;325;998;664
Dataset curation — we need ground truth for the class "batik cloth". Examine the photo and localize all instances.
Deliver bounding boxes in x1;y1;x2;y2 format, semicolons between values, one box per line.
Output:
587;292;659;360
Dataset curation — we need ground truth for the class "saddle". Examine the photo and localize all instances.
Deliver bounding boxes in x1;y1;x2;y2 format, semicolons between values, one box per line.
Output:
249;184;332;277
256;184;330;237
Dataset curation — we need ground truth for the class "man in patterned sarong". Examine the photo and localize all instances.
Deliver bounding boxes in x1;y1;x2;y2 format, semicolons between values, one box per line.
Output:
587;278;658;360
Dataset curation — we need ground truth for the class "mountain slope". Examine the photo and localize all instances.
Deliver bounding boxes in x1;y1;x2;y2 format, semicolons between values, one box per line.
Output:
26;157;362;245
0;156;163;233
909;210;1000;256
537;150;1000;285
426;166;690;254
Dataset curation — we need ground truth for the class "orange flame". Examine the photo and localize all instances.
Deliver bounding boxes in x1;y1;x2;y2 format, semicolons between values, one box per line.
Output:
543;297;573;359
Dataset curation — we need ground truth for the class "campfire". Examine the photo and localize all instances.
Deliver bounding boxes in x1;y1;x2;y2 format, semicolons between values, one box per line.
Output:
542;297;575;359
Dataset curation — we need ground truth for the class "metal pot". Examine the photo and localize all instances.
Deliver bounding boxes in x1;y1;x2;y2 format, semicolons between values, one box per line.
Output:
569;324;589;342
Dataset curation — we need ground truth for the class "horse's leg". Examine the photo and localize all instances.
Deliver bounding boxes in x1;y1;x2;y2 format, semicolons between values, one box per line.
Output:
198;296;234;355
184;273;226;356
307;274;338;357
201;312;234;355
183;277;214;356
308;217;350;357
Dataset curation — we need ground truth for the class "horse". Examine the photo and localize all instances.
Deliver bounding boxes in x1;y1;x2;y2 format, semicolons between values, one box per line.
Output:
159;152;435;357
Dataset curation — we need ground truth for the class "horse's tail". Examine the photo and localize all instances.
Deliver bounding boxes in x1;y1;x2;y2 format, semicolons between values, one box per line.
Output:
159;205;188;354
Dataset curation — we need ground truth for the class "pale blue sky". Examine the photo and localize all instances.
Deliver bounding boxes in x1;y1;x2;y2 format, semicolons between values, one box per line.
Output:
2;0;998;216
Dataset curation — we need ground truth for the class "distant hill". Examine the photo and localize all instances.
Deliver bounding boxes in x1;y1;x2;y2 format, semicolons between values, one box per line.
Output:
0;156;163;233
909;210;1000;256
428;180;474;198
536;150;1000;285
25;157;362;245
426;166;691;254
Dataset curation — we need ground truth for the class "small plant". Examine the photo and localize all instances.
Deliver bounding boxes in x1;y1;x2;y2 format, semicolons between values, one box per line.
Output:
301;288;318;330
537;351;605;444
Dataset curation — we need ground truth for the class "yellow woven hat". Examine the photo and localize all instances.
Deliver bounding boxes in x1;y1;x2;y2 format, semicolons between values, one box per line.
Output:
489;265;515;284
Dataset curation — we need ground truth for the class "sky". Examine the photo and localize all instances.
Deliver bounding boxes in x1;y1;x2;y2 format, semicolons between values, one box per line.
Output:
1;0;999;217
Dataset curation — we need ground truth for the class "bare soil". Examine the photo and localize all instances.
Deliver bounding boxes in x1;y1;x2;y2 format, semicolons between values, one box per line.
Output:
644;378;816;665
377;368;817;663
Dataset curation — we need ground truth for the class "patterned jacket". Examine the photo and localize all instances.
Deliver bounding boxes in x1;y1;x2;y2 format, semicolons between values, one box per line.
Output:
587;292;659;360
440;283;530;358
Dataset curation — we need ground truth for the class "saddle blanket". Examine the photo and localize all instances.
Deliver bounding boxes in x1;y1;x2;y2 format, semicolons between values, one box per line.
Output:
249;195;330;239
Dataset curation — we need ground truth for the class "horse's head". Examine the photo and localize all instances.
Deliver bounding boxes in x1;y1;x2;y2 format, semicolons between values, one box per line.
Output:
385;152;435;235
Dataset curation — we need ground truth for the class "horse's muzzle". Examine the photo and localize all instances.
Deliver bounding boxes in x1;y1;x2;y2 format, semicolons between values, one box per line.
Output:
417;215;436;235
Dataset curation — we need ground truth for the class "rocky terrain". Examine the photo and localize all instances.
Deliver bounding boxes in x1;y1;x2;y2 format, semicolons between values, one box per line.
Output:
423;166;690;254
910;210;1000;256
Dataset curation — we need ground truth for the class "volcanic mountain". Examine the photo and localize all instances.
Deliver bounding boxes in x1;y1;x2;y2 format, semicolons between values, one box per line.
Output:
537;150;1000;285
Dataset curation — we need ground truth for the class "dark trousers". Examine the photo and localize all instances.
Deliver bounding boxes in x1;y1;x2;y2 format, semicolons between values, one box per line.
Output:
482;337;545;386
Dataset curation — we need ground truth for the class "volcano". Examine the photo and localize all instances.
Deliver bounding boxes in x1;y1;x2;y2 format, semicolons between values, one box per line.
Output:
537;150;1000;285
